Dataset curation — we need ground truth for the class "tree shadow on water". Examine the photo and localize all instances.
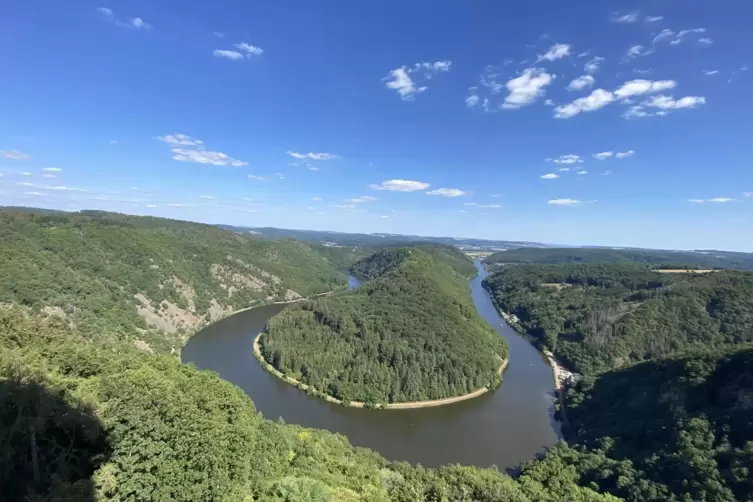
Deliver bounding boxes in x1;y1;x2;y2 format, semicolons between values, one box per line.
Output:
0;378;109;501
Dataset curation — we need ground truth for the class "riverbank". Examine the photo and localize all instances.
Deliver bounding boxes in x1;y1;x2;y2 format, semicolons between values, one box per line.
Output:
253;332;508;410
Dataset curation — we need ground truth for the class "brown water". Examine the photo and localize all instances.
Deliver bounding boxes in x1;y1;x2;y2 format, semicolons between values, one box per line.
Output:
182;261;560;469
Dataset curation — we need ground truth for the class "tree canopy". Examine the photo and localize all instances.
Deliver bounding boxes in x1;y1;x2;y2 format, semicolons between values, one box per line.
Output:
261;246;508;404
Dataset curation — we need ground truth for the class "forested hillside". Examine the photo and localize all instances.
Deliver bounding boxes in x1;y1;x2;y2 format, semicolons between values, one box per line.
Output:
260;246;508;405
518;347;753;502
0;209;346;353
484;263;753;374
0;306;617;501
484;247;753;270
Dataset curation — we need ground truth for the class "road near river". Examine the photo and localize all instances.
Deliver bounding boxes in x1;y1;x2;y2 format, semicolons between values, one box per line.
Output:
182;261;560;469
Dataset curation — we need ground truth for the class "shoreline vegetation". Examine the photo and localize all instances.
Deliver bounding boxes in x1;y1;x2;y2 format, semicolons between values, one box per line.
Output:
253;332;508;409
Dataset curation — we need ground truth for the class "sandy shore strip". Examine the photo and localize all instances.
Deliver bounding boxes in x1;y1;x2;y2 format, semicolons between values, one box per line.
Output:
253;333;508;410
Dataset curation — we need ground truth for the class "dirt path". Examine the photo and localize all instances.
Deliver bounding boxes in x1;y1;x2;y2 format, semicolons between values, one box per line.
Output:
253;333;508;410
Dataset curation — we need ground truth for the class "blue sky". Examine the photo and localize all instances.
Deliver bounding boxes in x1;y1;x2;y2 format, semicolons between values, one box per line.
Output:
1;1;752;250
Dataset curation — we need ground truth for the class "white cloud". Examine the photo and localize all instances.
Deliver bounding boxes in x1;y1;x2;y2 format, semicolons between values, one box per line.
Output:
334;204;358;209
616;150;635;158
577;170;588;175
171;148;248;166
544;99;555;106
233;42;264;56
312;197;322;201
602;170;613;176
97;7;113;17
593;151;614;160
614;79;677;98
384;61;451;100
199;195;214;199
743;192;752;197
559;167;571;172
129;18;151;30
540;173;559;179
46;185;87;192
212;31;224;38
466;93;480;108
611;11;640;24
16;182;35;187
549;154;583;165
654;28;708;46
145;204;157;208
644;95;706;110
213;50;245;61
248;175;267;181
156;134;204;146
548;199;583;206
426;188;467;197
380;215;389;219
464;202;478;206
24;192;47;196
554;89;615;119
537;44;572;62
584;56;605;74
347;196;378;203
626;45;654;58
502;68;554;109
690;197;735;203
42;167;62;172
167;203;189;207
477;204;503;209
704;70;719;76
698;38;713;46
645;16;664;23
18;172;32;176
287;151;340;160
1;149;30;160
567;75;595;91
369;179;430;192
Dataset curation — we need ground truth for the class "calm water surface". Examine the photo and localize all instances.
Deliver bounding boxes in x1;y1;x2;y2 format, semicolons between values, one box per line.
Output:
182;261;560;469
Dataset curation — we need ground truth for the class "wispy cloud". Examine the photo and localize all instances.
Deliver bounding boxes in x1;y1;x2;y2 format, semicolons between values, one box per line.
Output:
98;8;152;30
577;170;588;175
384;60;452;100
645;16;664;23
347;196;378;203
287;151;340;160
540;173;559;179
615;150;635;158
602;170;613;176
426;188;467;197
1;149;30;160
45;185;87;192
171;148;247;166
584;57;605;74
624;96;706;119
567;75;595;91
369;179;430;192
548;198;583;206
17;172;32;176
555;79;680;119
199;195;214;199
247;175;267;181
477;204;503;209
689;198;735;203
593;151;614;160
703;70;719;76
653;28;708;46
233;42;263;56
214;41;263;61
312;197;322;201
213;50;245;61
156;134;204;146
548;154;583;165
42;167;62;172
614;79;676;98
611;11;640;24
537;43;572;62
626;45;654;58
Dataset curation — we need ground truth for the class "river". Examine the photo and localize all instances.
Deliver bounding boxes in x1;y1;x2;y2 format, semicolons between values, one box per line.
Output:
182;261;560;469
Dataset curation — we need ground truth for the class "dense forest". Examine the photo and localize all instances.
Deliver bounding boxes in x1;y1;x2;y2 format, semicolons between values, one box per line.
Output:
519;347;753;502
260;246;507;405
484;263;753;374
0;306;618;501
0;209;347;353
484;247;753;270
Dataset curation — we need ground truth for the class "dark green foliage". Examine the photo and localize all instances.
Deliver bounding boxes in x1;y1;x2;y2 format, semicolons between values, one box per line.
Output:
0;307;616;501
0;208;346;353
262;248;507;403
484;247;753;270
523;348;753;502
484;263;753;374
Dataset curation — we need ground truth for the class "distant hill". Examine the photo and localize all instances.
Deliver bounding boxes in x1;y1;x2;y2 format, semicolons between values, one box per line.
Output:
219;224;548;251
0;208;347;353
260;245;508;405
484;247;753;270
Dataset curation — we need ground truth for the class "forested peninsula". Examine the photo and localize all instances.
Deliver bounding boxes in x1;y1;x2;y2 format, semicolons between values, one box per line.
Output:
260;246;508;406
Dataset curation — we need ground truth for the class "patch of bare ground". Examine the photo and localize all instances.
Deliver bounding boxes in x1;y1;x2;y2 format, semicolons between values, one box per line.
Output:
541;283;571;290
170;276;197;312
210;263;267;295
134;293;201;334
227;255;282;284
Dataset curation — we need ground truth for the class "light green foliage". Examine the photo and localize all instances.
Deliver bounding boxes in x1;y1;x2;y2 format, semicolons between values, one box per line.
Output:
0;209;346;353
262;246;507;403
484;263;753;374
